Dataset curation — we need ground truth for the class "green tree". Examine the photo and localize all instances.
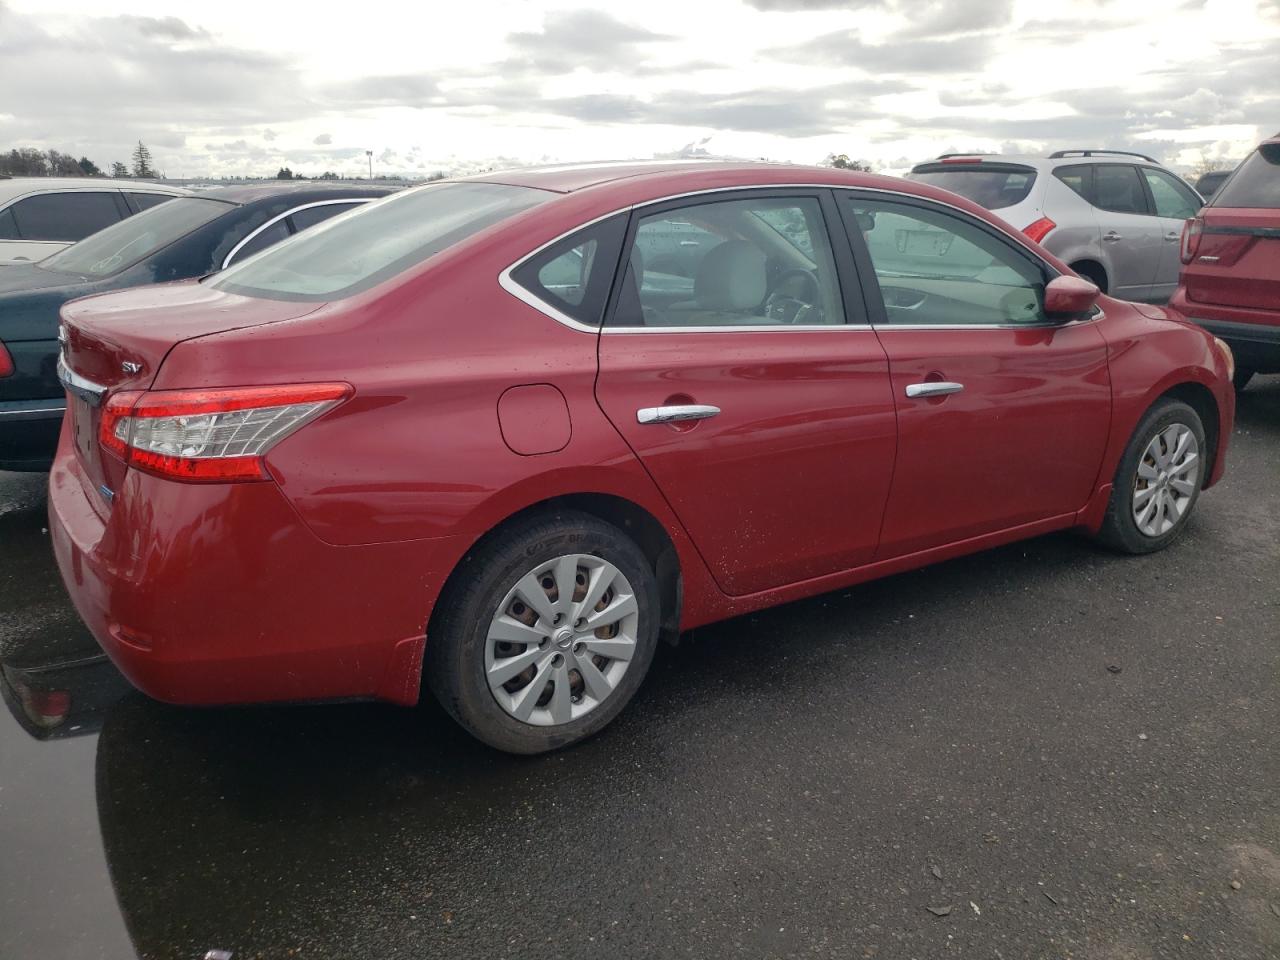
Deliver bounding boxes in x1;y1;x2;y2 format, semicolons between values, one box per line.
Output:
131;140;156;178
825;153;874;172
275;166;294;180
110;161;129;178
78;157;103;176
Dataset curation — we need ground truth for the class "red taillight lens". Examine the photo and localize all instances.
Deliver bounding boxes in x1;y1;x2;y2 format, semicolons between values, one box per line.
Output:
0;341;13;378
1022;217;1057;244
100;382;352;483
1180;216;1204;264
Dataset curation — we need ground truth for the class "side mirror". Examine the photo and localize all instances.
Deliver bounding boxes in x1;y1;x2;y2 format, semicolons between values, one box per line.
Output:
1044;274;1099;318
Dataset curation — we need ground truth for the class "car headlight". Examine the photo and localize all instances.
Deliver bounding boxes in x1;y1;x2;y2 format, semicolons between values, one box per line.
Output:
1213;337;1235;381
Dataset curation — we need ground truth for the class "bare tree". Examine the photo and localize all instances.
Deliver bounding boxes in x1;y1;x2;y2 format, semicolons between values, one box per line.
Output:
824;153;874;172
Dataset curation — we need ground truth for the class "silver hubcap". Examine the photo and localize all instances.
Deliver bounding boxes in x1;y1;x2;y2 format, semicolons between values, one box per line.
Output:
1132;422;1200;537
484;554;639;726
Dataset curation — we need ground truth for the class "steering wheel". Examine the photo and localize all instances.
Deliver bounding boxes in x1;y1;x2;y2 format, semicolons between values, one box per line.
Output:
764;268;822;324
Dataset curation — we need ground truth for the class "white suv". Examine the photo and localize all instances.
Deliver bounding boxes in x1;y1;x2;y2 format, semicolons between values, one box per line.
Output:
0;178;189;264
907;150;1203;303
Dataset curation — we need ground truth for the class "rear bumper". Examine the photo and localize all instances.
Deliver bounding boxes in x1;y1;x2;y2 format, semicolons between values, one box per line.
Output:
1170;288;1280;370
0;398;64;471
47;433;460;708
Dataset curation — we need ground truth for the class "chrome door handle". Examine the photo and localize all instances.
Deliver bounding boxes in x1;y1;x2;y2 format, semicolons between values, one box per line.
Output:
678;240;700;247
905;382;964;399
1103;231;1122;243
1164;231;1180;242
636;404;720;424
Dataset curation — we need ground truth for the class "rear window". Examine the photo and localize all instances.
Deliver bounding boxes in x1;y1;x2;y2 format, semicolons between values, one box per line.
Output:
210;182;551;302
907;164;1037;210
1212;143;1280;209
39;197;232;277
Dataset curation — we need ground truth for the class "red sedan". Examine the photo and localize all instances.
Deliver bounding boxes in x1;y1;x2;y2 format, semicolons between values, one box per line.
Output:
48;162;1235;753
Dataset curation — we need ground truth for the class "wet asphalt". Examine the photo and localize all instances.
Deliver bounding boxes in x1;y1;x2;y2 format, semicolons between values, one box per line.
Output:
1;378;1277;960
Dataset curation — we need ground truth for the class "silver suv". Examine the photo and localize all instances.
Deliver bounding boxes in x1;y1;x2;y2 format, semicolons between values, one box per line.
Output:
907;150;1203;303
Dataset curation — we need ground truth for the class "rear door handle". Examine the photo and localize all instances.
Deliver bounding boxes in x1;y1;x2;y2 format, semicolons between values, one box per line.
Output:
637;404;720;424
1164;231;1180;242
1103;231;1122;243
905;382;964;399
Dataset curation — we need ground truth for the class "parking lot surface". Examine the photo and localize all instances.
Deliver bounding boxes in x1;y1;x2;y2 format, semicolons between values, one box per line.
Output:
1;378;1277;960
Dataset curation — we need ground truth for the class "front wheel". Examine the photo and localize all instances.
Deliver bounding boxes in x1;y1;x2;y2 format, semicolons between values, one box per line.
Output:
425;511;660;754
1096;399;1206;554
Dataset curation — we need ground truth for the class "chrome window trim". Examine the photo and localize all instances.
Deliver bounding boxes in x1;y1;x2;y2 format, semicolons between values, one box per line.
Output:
498;182;1066;335
0;403;67;419
220;198;373;270
0;239;66;246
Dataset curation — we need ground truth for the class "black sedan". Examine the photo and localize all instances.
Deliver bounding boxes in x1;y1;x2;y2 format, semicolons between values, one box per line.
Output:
0;183;395;470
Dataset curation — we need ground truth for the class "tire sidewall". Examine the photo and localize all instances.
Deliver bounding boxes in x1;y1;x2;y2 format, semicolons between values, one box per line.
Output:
1107;400;1206;553
431;516;660;754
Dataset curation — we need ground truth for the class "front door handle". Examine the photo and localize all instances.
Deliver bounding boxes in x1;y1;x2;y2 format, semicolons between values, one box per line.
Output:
905;382;964;399
637;404;720;424
1164;230;1180;242
1103;231;1123;243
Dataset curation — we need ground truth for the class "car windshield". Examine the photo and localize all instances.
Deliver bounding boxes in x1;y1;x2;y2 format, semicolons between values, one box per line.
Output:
907;165;1038;209
209;182;551;301
1211;142;1280;208
39;197;233;277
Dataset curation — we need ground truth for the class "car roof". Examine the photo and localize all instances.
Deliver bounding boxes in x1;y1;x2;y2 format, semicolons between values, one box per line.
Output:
182;183;399;206
0;178;190;201
464;159;907;195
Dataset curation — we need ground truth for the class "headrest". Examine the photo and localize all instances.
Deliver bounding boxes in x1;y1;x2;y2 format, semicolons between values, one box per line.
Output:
694;240;766;311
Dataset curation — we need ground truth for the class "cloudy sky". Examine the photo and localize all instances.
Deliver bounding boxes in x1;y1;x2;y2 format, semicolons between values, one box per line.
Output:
1;0;1277;178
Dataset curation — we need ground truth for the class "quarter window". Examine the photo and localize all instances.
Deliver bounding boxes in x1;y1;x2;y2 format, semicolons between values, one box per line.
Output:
844;196;1048;326
1053;164;1093;202
1091;165;1149;215
0;207;17;240
509;214;628;327
289;202;360;231
610;196;845;327
128;192;173;212
10;192;123;242
1141;168;1201;219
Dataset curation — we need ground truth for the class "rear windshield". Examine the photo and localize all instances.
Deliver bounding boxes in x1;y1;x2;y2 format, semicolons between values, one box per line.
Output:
210;182;551;301
1212;143;1280;209
39;197;232;277
907;164;1038;210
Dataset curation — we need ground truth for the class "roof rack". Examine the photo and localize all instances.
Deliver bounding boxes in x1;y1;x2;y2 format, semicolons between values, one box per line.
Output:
1048;149;1157;162
936;153;994;159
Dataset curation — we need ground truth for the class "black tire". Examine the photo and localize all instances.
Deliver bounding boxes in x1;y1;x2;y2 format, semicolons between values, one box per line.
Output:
1071;261;1108;295
424;510;660;754
1233;367;1255;392
1096;399;1206;554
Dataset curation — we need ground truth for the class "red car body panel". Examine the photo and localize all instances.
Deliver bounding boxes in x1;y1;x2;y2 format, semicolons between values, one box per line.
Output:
1170;136;1280;373
47;162;1235;710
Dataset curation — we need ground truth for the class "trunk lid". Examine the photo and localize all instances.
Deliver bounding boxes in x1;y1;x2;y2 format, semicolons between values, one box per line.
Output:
58;279;323;505
1185;208;1280;310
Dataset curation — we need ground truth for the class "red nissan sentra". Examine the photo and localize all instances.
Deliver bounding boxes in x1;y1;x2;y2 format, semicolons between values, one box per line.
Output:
48;162;1235;753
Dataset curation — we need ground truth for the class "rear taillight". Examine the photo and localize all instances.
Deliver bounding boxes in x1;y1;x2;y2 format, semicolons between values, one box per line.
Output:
0;341;12;378
100;382;351;483
1180;216;1203;264
1022;217;1056;244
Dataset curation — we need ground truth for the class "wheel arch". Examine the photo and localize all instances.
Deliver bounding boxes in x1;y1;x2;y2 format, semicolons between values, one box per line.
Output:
1157;380;1220;487
426;492;686;659
1068;258;1109;293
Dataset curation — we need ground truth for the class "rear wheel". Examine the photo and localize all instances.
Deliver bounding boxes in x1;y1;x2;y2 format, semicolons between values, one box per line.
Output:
1070;261;1108;294
1096;399;1205;554
425;511;660;754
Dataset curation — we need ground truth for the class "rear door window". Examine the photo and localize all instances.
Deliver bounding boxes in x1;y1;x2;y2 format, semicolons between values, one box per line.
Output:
1212;142;1280;208
1091;165;1150;215
10;192;124;242
1141;168;1201;219
907;164;1038;210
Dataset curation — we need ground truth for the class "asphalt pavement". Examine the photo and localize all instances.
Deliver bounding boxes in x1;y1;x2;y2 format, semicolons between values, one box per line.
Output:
1;377;1277;960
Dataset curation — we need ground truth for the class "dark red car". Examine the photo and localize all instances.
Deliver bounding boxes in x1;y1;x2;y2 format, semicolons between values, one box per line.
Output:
1171;134;1280;390
48;162;1234;753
